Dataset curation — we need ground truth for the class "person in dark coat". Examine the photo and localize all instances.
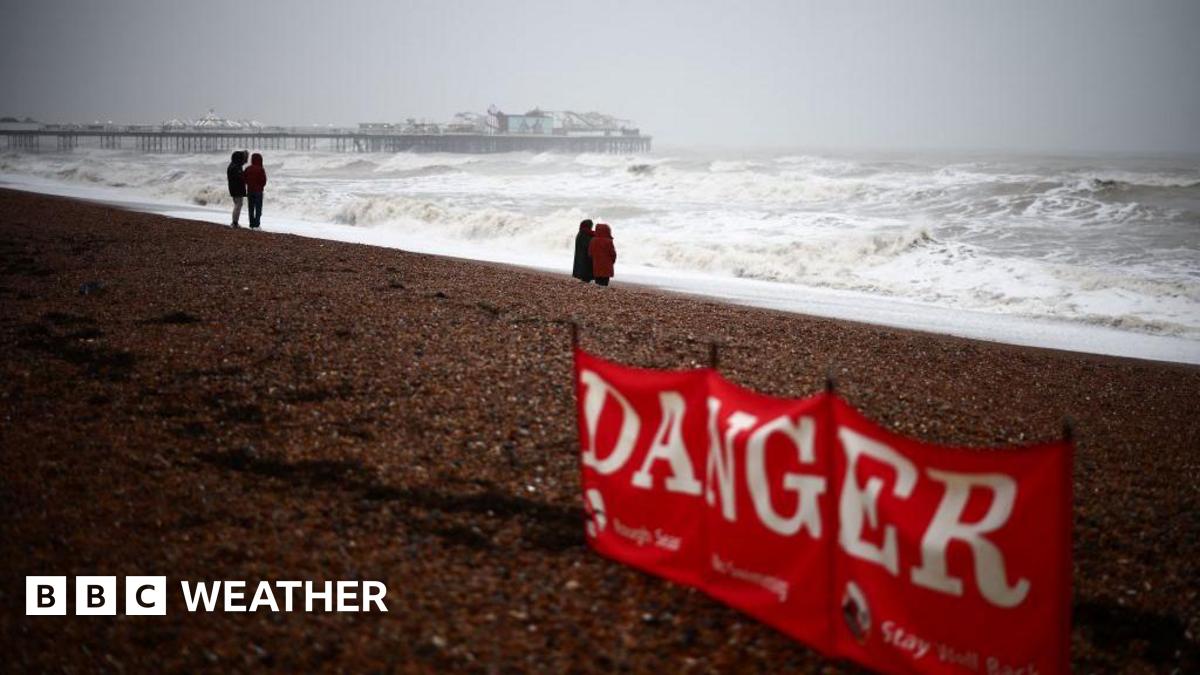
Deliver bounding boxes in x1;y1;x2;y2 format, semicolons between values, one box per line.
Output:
588;223;617;286
243;152;268;229
226;150;247;227
572;219;594;282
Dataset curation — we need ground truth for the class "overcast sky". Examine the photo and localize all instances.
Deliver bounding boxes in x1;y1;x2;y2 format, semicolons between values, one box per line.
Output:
2;0;1198;153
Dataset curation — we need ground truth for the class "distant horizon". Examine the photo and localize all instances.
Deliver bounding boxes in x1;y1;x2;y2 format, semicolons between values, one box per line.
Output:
5;110;1199;159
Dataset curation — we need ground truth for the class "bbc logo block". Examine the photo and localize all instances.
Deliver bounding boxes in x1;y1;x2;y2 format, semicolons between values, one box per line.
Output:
125;576;167;615
26;576;166;615
75;575;117;615
25;576;67;616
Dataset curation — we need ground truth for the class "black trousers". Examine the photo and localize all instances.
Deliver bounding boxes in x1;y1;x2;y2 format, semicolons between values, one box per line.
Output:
248;193;263;227
595;277;610;286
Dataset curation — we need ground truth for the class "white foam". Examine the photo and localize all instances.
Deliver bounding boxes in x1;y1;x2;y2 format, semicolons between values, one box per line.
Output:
2;173;1197;365
2;146;1197;361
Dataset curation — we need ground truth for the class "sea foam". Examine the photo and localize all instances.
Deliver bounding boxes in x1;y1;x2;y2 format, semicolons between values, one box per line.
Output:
2;147;1198;350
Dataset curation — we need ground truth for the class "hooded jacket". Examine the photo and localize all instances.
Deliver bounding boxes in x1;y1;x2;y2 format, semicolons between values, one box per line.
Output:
226;151;246;198
572;220;594;282
588;223;616;278
243;153;267;194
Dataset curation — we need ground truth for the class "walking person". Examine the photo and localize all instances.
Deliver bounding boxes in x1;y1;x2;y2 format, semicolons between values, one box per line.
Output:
572;219;595;283
244;152;268;229
589;223;617;286
226;150;247;227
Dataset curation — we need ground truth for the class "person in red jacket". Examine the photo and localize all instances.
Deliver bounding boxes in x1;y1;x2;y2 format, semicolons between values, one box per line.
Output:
243;152;268;229
588;223;617;286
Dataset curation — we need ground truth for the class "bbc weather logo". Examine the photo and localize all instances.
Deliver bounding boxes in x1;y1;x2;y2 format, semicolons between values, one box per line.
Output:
26;576;390;615
26;576;166;615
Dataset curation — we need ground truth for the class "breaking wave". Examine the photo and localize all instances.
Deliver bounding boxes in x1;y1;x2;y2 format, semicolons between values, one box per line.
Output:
2;146;1197;339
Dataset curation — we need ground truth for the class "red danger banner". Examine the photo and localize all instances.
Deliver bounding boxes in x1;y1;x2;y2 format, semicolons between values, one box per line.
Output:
574;348;1072;674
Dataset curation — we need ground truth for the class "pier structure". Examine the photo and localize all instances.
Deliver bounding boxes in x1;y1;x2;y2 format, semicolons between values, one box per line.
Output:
1;129;651;155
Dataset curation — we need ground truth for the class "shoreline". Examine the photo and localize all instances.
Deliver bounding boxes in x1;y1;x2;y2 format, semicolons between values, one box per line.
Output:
2;175;1197;366
2;189;1197;671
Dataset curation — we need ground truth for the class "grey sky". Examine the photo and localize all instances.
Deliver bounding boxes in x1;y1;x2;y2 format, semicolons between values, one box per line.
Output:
2;0;1198;153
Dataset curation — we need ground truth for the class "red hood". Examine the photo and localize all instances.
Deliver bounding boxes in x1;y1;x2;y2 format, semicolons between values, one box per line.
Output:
595;223;612;239
251;153;263;166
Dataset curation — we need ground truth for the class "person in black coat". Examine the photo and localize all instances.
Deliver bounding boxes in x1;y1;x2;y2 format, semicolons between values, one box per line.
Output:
572;219;595;283
226;150;247;228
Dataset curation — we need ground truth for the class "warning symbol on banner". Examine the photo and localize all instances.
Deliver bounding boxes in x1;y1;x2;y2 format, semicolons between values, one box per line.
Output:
585;488;607;538
841;581;871;643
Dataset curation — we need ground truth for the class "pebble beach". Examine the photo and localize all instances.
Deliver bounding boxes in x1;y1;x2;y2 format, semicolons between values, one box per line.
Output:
1;188;1197;672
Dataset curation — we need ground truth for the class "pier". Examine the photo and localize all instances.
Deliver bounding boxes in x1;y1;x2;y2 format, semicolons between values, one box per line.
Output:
0;129;651;155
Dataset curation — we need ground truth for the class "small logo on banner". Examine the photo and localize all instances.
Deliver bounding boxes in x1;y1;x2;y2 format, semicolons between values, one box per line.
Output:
841;581;872;643
585;488;607;538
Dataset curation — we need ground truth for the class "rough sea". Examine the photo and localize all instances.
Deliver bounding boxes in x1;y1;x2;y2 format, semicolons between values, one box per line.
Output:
3;146;1198;362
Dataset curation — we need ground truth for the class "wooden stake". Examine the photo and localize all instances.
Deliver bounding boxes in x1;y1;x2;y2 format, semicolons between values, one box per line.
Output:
1062;417;1075;443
